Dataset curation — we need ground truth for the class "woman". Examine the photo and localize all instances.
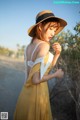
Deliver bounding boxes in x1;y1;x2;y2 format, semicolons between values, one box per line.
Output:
14;10;67;120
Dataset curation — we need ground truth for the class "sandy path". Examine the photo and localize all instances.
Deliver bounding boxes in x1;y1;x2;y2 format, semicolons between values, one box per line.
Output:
0;57;25;120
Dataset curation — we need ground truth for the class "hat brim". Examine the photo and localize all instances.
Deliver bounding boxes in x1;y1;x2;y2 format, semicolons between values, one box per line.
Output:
28;16;67;37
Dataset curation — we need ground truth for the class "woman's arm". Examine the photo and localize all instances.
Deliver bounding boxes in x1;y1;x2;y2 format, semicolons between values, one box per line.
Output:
52;42;61;67
52;53;60;67
32;42;64;84
32;69;64;84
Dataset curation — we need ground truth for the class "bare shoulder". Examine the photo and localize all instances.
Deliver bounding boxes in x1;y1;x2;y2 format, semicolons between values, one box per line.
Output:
26;43;32;52
39;42;50;49
26;44;30;49
37;42;50;58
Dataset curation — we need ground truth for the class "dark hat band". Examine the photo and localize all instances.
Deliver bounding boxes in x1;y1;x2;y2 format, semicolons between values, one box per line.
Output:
36;13;55;23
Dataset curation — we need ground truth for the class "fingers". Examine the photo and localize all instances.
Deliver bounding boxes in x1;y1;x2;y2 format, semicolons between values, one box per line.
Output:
57;69;64;75
58;69;64;78
52;42;60;46
52;42;62;54
53;45;61;49
57;68;63;71
54;68;64;79
52;43;61;49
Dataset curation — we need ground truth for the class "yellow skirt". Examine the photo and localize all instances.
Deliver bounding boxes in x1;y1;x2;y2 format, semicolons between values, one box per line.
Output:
14;59;53;120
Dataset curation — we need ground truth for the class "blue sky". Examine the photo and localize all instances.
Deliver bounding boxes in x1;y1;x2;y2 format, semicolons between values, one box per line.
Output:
0;0;80;50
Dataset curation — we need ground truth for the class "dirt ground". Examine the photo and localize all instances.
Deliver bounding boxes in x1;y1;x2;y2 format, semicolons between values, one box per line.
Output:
0;56;25;120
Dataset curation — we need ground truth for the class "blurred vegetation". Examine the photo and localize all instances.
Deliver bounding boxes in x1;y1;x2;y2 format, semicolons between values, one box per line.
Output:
16;44;26;58
50;22;80;81
0;44;26;58
50;22;80;120
0;46;15;57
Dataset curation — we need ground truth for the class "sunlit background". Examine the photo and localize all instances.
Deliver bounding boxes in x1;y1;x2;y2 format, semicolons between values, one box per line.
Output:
0;0;80;50
0;1;80;120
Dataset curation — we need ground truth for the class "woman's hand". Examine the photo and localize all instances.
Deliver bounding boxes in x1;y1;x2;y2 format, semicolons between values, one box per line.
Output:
52;42;62;55
54;69;64;79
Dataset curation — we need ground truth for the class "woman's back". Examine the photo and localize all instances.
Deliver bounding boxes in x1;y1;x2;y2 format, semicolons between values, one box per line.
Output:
25;39;49;78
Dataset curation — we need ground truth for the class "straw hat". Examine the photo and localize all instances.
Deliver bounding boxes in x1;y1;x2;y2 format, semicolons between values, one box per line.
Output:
28;10;67;37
